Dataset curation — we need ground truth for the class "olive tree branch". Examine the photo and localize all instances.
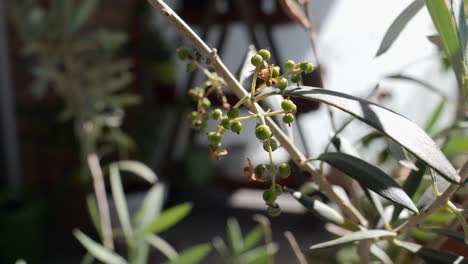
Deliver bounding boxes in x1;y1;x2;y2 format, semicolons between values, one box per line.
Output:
146;0;367;226
394;159;468;234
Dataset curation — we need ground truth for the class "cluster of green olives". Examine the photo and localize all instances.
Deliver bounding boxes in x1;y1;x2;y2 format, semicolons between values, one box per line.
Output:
180;46;315;217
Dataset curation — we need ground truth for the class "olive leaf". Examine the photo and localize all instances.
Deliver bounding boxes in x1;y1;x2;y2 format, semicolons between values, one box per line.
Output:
375;0;424;56
318;152;418;213
280;86;460;184
310;230;396;250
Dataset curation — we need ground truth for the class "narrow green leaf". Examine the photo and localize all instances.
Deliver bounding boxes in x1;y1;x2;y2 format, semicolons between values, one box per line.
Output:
430;228;466;243
86;195;101;235
164;243;211;264
241;244;278;264
394;239;468;264
70;0;98;33
424;98;446;133
375;0;424;56
424;0;465;88
143;203;192;234
73;229;127;264
309;230;396;250
227;217;244;254
385;74;447;98
115;161;158;184
391;159;426;222
134;184;165;231
280;86;460;184
243;226;264;251
318;152;419;213
109;164;133;243
290;190;345;225
146;235;179;260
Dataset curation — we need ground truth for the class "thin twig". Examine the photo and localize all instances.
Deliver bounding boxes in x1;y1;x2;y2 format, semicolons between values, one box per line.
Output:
147;0;368;227
393;158;468;234
87;153;114;249
284;231;308;264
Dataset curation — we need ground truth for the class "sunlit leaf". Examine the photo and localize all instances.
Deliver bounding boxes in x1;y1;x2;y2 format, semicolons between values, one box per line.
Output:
290;190;345;225
227;217;244;254
318;152;418;213
243;226;264;251
143;203;192;234
146;235;179;260
278;86;460;184
375;0;424;56
73;229;127;264
109;164;133;243
115;160;158;184
164;243;211;264
309;230;396;250
424;0;466;90
134;184;165;231
370;244;393;264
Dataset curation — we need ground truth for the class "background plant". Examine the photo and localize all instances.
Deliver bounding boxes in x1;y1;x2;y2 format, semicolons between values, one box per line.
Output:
8;1;213;263
147;0;468;263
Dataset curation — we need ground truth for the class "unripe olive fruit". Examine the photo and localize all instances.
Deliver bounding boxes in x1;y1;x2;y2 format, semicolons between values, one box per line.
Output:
263;139;278;152
255;125;272;141
187;62;197;73
230;120;243;134
277;78;288;90
207;132;221;144
290;74;302;83
305;63;314;74
281;99;296;112
263;188;276;204
271;66;280;78
227;108;240;119
267;205;282;217
278;162;291;178
255;164;268;180
176;46;190;60
299;61;310;72
251;54;263;67
202;98;211;108
221;117;231;129
258;49;271;60
211;109;222;120
284;60;295;71
282;114;295;124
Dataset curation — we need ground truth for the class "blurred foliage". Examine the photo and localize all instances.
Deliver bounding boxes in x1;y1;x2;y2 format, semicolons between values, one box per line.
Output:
8;0;141;174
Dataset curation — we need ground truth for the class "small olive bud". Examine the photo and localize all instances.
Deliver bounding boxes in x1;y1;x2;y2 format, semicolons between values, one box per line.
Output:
271;66;280;78
230;120;243;134
305;63;314;74
221;117;231;129
176;46;190;60
251;54;263;67
255;125;272;141
255;164;268;180
263;139;278;152
227;108;240;119
290;74;302;83
258;49;271;60
277;78;288;90
282;114;295;124
207;132;221;145
202;98;211;108
299;61;310;72
281;99;296;112
278;163;291;178
263;188;276;204
284;60;295;71
267;204;282;217
211;109;222;120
